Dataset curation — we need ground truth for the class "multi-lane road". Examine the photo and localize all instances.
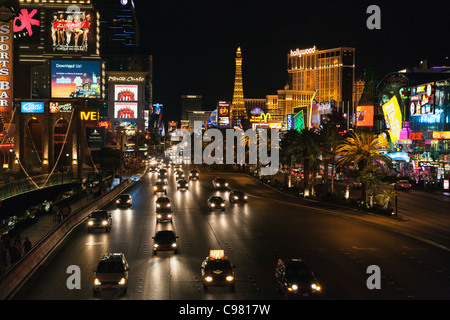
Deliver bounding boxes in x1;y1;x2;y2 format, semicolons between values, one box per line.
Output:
13;165;450;300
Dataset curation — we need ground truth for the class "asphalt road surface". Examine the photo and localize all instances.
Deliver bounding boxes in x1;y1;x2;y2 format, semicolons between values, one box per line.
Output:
13;166;450;300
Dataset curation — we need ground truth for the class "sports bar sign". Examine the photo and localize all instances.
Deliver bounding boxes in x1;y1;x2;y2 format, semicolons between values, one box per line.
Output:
0;6;14;109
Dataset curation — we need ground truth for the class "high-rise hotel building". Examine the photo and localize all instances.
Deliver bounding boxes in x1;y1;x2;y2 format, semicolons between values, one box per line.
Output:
266;46;356;123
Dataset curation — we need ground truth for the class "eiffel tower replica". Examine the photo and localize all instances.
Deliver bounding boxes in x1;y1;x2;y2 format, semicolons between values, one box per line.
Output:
231;46;247;124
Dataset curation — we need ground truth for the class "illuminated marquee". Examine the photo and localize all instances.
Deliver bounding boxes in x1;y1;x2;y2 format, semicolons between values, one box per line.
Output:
289;46;316;57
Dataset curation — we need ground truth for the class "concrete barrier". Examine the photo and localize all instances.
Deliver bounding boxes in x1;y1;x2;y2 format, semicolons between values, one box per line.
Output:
0;178;135;300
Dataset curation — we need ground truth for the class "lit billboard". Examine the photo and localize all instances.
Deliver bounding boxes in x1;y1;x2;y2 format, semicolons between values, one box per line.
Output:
0;19;13;110
356;105;374;127
382;96;402;143
46;9;97;55
51;60;101;98
217;101;230;129
114;102;138;119
21;102;45;113
115;84;138;101
410;82;435;116
13;8;41;44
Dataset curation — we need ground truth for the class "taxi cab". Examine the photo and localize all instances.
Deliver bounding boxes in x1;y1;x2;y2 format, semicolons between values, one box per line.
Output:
201;250;235;290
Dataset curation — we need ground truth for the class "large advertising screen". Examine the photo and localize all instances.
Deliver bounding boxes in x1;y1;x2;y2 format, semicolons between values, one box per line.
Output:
51;60;101;98
46;9;97;55
114;102;138;119
356;105;374;127
114;84;138;101
410;82;434;116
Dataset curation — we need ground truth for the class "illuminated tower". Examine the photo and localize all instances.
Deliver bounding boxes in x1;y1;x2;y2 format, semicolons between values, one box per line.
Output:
231;46;246;121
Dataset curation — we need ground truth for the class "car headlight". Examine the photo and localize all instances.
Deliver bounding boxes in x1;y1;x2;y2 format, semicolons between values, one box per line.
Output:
163;186;166;189
167;214;172;218
221;203;225;207
102;220;108;225
118;278;126;285
157;214;162;218
171;243;177;247
234;196;239;200
311;284;321;291
211;203;215;207
88;221;93;225
167;203;171;207
244;196;248;199
154;186;157;190
291;284;298;290
127;200;131;203
225;183;228;186
156;204;160;207
205;276;213;282
94;278;101;285
116;200;120;203
153;244;159;248
226;276;234;281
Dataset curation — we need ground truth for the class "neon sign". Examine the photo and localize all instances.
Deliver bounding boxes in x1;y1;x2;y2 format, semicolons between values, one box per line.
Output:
290;46;316;57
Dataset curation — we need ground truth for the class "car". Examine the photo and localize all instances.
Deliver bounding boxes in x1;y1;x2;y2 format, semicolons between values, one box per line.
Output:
93;253;129;294
229;190;248;203
157;177;168;185
158;168;168;176
116;194;132;208
87;210;112;232
207;196;225;211
352;181;362;189
174;164;182;169
275;258;322;299
177;179;189;191
156;211;173;223
188;169;199;180
175;170;184;179
153;181;167;195
149;166;158;173
152;230;178;254
212;177;228;189
201;250;235;290
395;180;412;190
156;196;172;212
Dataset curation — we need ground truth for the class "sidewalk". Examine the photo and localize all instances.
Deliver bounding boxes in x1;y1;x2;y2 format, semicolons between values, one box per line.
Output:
0;177;126;275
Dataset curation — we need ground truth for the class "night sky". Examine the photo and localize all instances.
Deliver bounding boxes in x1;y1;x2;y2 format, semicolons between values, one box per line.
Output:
134;0;450;120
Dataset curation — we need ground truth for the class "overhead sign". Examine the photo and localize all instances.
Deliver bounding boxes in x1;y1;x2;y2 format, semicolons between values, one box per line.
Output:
80;109;99;123
50;101;73;113
382;96;402;143
21;102;44;113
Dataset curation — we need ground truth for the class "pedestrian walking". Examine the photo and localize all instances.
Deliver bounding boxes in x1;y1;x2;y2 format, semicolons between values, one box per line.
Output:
14;236;23;259
23;237;32;254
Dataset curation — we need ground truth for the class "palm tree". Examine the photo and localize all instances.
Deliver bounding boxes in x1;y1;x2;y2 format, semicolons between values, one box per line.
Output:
318;112;346;194
335;131;391;171
285;128;321;196
376;189;399;210
336;131;392;204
